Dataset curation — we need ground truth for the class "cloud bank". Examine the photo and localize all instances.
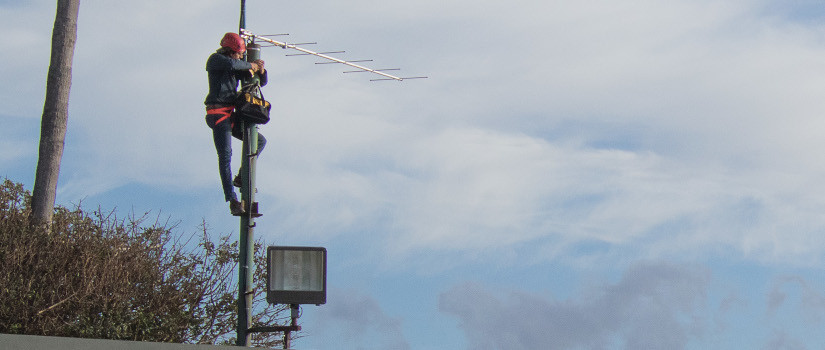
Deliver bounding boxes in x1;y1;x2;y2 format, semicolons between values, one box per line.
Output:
440;262;710;349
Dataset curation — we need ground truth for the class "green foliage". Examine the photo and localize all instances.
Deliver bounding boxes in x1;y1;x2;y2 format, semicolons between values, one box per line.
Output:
0;179;291;347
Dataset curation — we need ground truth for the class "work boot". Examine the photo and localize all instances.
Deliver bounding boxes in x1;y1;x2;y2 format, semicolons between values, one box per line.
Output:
250;202;263;218
230;199;246;216
233;174;257;192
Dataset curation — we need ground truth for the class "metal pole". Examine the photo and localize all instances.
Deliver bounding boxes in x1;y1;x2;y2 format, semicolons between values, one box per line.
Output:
236;1;254;347
236;122;258;347
239;0;246;33
284;305;299;349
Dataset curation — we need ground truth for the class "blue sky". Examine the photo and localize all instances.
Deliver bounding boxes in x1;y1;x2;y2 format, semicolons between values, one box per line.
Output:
4;0;825;349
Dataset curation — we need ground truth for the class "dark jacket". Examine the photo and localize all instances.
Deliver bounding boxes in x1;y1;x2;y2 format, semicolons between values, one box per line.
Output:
204;52;268;106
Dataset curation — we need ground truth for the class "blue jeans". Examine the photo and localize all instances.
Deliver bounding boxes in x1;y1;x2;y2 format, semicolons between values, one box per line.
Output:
206;108;266;202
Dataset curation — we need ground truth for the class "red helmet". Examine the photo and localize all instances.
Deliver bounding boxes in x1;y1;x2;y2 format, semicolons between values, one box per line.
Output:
220;32;246;53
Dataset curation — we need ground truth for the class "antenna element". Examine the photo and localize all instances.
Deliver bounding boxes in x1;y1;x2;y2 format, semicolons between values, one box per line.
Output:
241;29;427;82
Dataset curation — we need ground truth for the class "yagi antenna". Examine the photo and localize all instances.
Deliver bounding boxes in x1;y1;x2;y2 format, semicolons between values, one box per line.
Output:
240;29;427;82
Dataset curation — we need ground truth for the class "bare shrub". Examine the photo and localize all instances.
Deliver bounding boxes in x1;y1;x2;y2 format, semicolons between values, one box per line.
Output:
0;179;291;347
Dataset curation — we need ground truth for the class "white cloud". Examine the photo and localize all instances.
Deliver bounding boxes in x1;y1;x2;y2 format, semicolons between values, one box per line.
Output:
439;262;710;349
305;288;410;350
6;0;825;267
8;1;825;349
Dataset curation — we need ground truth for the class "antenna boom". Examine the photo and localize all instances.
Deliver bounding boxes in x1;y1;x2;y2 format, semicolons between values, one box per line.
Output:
241;29;418;81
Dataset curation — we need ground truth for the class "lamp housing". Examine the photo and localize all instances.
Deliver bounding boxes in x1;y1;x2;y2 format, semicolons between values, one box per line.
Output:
266;246;327;305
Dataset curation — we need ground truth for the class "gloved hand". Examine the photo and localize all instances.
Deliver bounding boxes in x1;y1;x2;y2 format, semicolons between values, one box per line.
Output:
253;59;265;73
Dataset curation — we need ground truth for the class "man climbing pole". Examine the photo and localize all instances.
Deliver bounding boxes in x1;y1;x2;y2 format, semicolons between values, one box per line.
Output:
204;32;267;216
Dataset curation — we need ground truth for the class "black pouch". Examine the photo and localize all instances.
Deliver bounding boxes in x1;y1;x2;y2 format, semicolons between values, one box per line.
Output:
234;84;271;125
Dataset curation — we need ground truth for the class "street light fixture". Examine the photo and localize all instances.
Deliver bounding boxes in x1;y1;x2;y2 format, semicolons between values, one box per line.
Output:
267;246;327;305
251;246;327;349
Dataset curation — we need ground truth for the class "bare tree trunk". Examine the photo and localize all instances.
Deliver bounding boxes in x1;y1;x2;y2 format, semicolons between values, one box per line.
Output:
31;0;80;227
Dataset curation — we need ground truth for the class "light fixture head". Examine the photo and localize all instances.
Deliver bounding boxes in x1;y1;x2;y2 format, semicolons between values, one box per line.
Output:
267;246;327;305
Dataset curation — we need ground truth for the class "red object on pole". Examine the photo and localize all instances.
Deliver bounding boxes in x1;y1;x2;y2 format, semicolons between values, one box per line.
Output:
220;32;246;53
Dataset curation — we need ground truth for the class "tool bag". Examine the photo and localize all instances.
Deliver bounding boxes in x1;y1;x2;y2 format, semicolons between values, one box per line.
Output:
234;83;271;125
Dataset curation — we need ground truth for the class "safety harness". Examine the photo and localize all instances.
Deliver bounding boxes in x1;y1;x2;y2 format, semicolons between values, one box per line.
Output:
206;106;234;126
